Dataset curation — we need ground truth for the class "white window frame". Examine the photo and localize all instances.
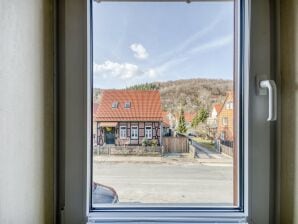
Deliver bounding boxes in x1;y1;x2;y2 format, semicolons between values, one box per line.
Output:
59;0;277;223
221;131;226;140
112;101;118;108
223;117;228;126
226;101;233;109
145;126;152;139
124;101;131;108
130;126;138;139
230;102;234;109
119;126;126;139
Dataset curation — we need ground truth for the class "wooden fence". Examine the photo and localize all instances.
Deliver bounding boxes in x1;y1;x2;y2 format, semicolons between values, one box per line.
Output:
162;136;189;153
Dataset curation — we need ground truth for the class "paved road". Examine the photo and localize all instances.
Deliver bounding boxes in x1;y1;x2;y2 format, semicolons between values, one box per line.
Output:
190;139;228;159
93;160;233;205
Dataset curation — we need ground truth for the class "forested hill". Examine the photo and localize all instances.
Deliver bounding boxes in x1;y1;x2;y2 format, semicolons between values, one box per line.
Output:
94;78;233;113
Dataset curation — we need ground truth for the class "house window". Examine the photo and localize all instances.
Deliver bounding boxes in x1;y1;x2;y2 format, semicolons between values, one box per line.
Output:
124;101;131;108
221;131;226;140
120;126;126;139
145;126;152;139
226;101;233;109
131;126;138;139
222;117;228;126
112;101;118;108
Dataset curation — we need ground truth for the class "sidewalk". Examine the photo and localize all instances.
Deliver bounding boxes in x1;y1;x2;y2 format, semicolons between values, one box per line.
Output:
93;154;233;165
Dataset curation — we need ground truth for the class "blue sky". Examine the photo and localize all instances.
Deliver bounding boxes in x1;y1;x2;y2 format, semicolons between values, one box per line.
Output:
93;1;234;89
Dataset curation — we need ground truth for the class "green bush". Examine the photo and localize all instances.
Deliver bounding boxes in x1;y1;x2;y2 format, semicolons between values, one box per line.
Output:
142;137;149;146
150;139;158;147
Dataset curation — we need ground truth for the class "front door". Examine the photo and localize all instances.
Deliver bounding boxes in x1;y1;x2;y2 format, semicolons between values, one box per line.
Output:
105;128;115;144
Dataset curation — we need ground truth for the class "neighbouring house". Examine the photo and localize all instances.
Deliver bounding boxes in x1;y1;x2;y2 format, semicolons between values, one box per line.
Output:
184;112;196;128
207;103;222;138
162;111;177;136
167;112;177;128
173;111;196;128
207;103;222;129
216;91;234;142
94;90;163;146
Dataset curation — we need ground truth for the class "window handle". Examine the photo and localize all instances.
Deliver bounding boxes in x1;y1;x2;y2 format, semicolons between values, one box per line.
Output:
260;80;277;121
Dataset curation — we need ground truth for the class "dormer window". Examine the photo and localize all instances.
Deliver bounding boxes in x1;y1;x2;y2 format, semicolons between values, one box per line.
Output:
112;101;118;108
124;101;131;109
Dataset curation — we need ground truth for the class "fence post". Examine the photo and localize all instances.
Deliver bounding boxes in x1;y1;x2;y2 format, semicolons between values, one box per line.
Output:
174;138;176;152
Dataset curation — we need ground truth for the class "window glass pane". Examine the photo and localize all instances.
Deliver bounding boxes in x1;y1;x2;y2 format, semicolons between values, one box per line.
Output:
120;126;126;139
92;1;237;207
145;126;152;139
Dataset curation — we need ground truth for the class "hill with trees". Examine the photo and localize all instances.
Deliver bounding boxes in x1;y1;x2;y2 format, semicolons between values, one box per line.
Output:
93;78;233;114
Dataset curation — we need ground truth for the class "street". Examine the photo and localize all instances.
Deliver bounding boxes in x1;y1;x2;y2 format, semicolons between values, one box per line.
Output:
93;159;233;205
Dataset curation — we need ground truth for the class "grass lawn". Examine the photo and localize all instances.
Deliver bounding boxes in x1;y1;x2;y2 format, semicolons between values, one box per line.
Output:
193;137;216;150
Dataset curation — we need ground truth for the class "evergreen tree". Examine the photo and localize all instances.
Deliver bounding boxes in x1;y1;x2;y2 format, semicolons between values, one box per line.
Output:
191;108;209;128
177;108;187;133
127;83;159;90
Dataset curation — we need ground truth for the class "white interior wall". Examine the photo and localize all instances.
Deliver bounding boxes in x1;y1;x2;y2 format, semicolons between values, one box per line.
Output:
0;0;54;223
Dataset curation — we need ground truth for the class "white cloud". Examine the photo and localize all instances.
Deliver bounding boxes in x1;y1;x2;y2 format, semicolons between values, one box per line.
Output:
130;43;149;60
145;69;157;78
94;61;143;80
94;60;157;80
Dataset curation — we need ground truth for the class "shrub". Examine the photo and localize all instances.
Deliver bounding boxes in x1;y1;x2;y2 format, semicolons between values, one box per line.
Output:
177;108;187;133
142;137;149;146
150;139;158;147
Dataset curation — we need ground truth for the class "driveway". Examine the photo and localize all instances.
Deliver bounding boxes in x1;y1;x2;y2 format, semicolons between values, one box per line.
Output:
93;159;233;205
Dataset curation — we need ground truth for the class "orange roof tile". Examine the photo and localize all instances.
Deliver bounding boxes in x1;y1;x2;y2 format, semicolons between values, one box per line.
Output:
93;103;99;115
94;90;163;121
184;112;196;123
213;103;222;114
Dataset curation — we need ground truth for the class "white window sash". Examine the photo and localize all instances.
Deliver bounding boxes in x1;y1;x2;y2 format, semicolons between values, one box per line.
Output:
145;126;152;139
61;0;276;222
131;126;138;139
120;126;126;139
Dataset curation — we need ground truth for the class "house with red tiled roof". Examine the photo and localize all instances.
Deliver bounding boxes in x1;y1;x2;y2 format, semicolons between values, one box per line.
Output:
173;111;196;128
162;111;176;136
206;103;222;138
207;103;222;128
162;111;171;128
212;104;222;118
94;90;163;146
184;112;196;127
216;91;234;141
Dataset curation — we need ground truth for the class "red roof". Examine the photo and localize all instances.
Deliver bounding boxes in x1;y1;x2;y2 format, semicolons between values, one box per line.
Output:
94;90;163;121
213;103;222;114
93;103;99;115
184;112;196;123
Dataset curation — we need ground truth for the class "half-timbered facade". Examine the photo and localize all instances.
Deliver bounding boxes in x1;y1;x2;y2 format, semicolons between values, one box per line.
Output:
94;90;163;146
217;91;234;142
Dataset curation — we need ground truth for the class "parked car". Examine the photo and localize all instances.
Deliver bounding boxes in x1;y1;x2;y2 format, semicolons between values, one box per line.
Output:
92;182;119;204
